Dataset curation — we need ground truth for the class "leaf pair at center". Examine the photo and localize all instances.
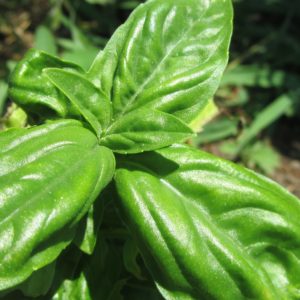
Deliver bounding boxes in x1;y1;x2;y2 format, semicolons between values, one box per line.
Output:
45;68;193;154
10;58;193;154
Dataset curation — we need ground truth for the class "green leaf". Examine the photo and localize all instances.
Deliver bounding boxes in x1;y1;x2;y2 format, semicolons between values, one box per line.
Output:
1;104;27;130
100;108;193;154
45;68;111;137
123;237;143;280
188;98;219;133
73;197;105;255
48;244;84;299
34;25;57;56
0;120;115;291
115;144;300;299
52;273;92;300
18;262;56;297
88;0;232;124
53;236;125;300
9;49;83;119
0;262;57;299
83;236;126;300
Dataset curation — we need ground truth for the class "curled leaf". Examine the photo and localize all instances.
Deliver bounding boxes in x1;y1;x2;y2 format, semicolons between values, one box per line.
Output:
9;49;83;119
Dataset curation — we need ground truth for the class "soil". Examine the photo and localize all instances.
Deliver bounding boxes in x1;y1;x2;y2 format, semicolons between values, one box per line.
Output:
275;156;300;197
0;0;49;69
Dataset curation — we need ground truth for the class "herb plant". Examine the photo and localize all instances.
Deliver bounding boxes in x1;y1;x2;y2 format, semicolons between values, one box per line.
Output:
1;0;300;299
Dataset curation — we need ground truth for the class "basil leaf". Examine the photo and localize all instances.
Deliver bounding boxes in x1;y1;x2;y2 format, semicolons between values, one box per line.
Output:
115;144;300;299
123;237;143;280
48;244;83;299
53;236;125;300
0;262;56;299
45;68;111;137
0;120;115;291
52;273;92;300
100;108;193;154
88;0;232;124
18;262;56;297
73;197;104;255
83;236;125;300
9;49;83;119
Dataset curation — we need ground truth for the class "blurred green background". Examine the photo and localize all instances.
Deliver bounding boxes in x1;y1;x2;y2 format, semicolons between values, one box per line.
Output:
0;0;299;196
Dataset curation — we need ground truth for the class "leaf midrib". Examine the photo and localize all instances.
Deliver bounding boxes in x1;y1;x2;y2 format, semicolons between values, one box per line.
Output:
115;4;207;117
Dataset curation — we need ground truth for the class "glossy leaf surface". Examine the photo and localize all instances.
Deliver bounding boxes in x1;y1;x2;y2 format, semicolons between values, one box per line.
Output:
45;68;111;137
88;0;232;124
115;144;300;300
9;49;83;118
100;108;193;153
0;120;115;291
53;273;92;300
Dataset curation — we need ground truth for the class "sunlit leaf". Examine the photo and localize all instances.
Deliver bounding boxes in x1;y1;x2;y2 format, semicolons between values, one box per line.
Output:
0;120;115;290
88;0;232;125
115;144;300;299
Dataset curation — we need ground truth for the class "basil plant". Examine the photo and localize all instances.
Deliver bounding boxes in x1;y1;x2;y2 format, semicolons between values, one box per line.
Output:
1;0;300;299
